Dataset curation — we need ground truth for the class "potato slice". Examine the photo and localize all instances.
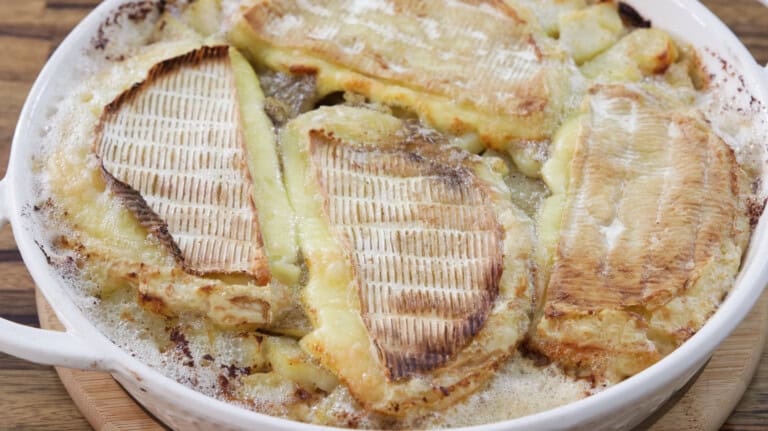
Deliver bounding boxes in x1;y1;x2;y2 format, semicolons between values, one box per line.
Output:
580;28;678;82
181;0;222;37
558;3;624;64
518;0;587;37
228;0;578;177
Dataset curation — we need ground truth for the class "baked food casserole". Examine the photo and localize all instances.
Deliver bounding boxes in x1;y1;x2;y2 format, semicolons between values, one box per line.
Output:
34;0;760;428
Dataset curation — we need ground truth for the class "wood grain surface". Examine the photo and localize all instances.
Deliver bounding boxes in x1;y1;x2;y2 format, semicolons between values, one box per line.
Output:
35;291;167;431
0;1;767;430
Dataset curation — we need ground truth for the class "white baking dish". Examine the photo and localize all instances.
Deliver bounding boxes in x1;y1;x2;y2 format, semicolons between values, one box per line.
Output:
1;1;767;429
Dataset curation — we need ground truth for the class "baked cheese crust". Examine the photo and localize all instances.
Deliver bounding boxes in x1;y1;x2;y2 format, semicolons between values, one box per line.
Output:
530;85;751;381
281;106;535;415
228;0;577;176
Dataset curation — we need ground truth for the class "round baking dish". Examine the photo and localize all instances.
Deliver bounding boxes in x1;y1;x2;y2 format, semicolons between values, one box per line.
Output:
1;1;767;430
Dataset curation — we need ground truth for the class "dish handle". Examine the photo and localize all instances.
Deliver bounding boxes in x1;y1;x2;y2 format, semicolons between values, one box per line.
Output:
0;177;111;371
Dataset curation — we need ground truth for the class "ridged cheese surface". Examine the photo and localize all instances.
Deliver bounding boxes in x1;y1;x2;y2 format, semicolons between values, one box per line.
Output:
95;46;270;282
282;107;534;415
310;132;503;380
532;85;750;381
229;0;575;158
244;0;545;115
548;87;744;313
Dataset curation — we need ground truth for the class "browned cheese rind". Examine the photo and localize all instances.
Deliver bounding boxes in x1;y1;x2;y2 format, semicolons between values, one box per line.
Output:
281;107;534;416
531;85;751;382
229;0;574;169
310;131;503;380
94;46;271;284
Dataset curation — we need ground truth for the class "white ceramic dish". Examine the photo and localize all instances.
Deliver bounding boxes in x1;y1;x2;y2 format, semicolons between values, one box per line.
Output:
1;1;767;430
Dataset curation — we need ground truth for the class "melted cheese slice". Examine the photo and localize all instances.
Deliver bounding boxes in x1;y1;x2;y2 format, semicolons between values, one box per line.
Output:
311;132;503;380
532;85;750;381
77;45;300;326
229;0;577;175
281;106;534;415
95;46;269;281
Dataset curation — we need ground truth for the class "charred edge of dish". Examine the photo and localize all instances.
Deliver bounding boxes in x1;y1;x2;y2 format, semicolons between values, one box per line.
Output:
221;363;254;379
34;240;55;266
101;45;231;115
217;363;254;398
709;48;766;112
169;326;193;361
91;0;166;53
747;196;767;228
618;2;651;29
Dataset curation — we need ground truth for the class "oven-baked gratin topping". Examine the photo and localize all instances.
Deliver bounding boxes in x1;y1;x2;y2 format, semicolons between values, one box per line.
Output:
38;0;759;428
48;44;303;328
281;106;534;415
95;45;270;282
228;0;577;176
530;85;751;381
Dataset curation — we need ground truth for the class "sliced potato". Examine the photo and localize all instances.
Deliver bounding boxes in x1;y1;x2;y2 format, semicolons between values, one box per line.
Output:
230;49;301;285
580;28;678;82
264;337;339;393
559;3;624;64
517;0;587;37
181;0;223;37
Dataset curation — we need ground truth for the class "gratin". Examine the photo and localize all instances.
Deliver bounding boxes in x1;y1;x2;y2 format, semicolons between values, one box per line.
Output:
36;0;756;428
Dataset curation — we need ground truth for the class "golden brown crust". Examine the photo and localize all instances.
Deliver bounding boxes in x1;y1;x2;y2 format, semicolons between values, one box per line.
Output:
281;107;534;415
531;85;751;381
229;0;573;157
94;45;270;284
547;89;742;316
308;130;503;380
242;0;545;117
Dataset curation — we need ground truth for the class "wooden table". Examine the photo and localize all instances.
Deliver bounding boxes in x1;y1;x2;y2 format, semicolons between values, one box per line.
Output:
0;1;766;430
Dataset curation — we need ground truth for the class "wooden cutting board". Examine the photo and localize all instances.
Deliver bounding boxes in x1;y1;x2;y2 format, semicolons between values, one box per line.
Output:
35;290;167;431
35;288;768;431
